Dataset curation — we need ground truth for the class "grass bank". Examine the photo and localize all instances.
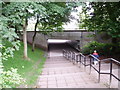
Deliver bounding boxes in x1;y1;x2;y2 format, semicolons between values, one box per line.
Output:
3;42;46;87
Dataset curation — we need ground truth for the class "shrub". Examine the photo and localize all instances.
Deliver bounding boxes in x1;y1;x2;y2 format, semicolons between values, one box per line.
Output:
82;41;105;55
82;41;120;56
1;68;24;88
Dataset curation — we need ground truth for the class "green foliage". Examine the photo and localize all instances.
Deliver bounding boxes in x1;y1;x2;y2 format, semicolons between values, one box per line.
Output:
82;41;120;56
39;2;70;33
1;2;83;88
2;2;82;36
1;8;21;89
1;68;24;88
38;2;84;34
80;2;120;39
0;15;20;65
0;25;21;88
82;41;104;55
3;42;46;86
2;2;47;33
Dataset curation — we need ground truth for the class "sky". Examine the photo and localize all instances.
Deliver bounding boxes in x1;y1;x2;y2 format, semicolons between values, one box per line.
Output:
62;6;82;30
27;6;83;31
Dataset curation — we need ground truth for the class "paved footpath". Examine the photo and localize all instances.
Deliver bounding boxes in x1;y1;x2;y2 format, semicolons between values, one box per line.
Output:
36;56;119;88
36;43;119;88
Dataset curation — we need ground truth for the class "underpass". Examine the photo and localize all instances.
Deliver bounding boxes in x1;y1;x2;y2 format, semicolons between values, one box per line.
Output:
48;39;79;57
26;30;94;51
36;39;119;88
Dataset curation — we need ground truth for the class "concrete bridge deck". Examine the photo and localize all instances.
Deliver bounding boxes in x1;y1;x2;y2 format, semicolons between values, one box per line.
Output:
36;43;119;88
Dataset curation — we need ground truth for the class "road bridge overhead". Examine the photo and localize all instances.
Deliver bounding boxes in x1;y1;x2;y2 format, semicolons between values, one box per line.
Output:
26;30;94;51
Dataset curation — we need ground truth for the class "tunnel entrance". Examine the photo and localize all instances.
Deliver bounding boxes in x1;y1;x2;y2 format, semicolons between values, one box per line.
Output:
47;39;79;57
47;39;71;57
48;39;70;44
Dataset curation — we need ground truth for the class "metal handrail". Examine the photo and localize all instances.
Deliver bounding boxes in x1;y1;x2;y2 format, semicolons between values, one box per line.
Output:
100;58;120;82
77;53;90;67
111;58;120;65
89;54;120;84
89;54;100;61
62;49;120;87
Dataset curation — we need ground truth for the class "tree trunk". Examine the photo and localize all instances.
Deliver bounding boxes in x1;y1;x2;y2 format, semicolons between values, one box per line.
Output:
111;38;117;54
15;25;17;33
23;18;28;59
112;38;117;44
32;15;39;52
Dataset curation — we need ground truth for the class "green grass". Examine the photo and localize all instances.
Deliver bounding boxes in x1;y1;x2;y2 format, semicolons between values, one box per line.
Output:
3;41;46;87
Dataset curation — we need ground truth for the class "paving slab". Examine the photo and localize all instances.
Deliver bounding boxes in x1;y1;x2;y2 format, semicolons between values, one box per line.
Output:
36;43;119;88
36;55;119;88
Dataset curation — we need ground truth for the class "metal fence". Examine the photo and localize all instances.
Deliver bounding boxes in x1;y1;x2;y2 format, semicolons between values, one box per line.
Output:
63;49;120;87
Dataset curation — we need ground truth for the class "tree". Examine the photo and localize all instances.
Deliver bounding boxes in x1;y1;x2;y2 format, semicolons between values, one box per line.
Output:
32;14;39;52
1;1;84;87
2;2;84;58
2;2;46;59
0;14;22;88
31;2;83;51
78;12;86;29
23;16;28;59
80;2;120;43
2;2;29;59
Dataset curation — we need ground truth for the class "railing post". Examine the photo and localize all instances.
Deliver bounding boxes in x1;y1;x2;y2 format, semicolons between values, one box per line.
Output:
70;51;72;61
64;50;66;58
76;55;78;63
64;50;65;57
98;60;101;83
89;56;92;74
73;52;74;64
77;54;80;66
75;54;77;65
69;51;71;60
62;50;64;57
66;51;68;59
73;52;75;64
63;49;65;57
68;51;70;60
74;53;75;62
67;51;69;60
72;52;73;62
65;50;67;58
79;54;81;68
84;57;86;71
76;54;79;64
109;59;113;88
74;53;77;64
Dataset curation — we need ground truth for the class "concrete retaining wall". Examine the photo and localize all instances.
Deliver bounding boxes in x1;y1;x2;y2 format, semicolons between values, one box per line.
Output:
48;31;94;48
23;31;116;51
25;31;95;51
27;32;48;51
95;32;112;43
